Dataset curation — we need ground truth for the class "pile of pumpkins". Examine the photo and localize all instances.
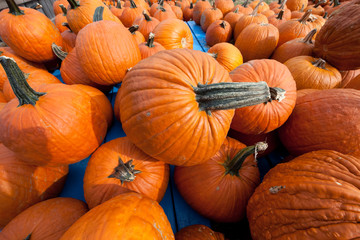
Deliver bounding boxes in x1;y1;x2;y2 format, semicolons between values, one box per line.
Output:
0;0;359;238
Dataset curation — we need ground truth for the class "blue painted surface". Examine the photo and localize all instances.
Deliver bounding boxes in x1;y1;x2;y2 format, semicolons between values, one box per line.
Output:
187;21;210;52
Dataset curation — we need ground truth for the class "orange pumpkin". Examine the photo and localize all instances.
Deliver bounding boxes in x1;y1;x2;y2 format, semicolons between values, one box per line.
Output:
174;137;265;222
0;144;68;228
61;24;77;53
0;1;63;63
232;0;252;14
83;137;169;209
340;69;360;88
124;0;150;10
0;198;88;239
215;0;234;15
139;32;166;59
60;192;175;239
343;74;360;90
129;25;146;44
0;91;6;103
153;6;177;21
53;0;69;15
110;0;125;19
267;10;287;28
54;4;68;33
286;0;307;10
0;56;109;166
153;18;193;49
200;3;223;32
304;1;325;15
207;42;243;72
284;56;342;90
230;59;297;134
205;20;232;47
121;0;146;27
171;4;183;19
223;7;244;30
183;2;194;21
192;0;212;25
249;0;270;13
176;225;225;240
261;9;275;18
138;11;160;40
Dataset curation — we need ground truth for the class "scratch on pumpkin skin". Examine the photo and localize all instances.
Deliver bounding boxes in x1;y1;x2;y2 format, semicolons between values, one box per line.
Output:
269;185;285;194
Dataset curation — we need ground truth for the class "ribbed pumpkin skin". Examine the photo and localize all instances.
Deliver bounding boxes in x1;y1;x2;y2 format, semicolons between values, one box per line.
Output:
340;69;360;87
278;17;312;46
139;41;166;59
207;42;243;72
0;7;63;63
0;144;68;229
76;20;141;86
120;49;233;166
138;16;160;40
60;192;175;240
286;0;308;10
313;0;360;70
205;20;232;47
53;0;69;15
223;10;244;30
0;91;6;103
233;13;269;41
0;198;88;240
0;84;109;166
83;137;169;209
153;19;193;49
61;30;77;53
174;137;260;222
343;74;360;90
175;225;225;240
193;0;212;25
200;7;223;32
247;150;360;240
55;12;68;33
230;59;297;135
278;89;360;158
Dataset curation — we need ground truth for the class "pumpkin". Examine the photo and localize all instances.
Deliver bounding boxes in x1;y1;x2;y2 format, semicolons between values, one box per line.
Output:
55;4;68;33
200;3;223;32
120;49;286;166
223;7;244;30
174;137;266;222
138;11;160;40
284;56;341;90
0;198;88;239
0;144;68;228
247;150;360;240
306;13;325;34
343;74;360;90
192;0;212;25
171;4;183;20
214;0;234;16
61;24;77;53
233;3;269;41
207;42;243;72
153;18;193;49
271;28;316;63
154;6;177;21
139;32;166;59
261;9;275;18
229;59;297;135
121;0;146;27
205;20;232;47
232;0;253;14
83;137;169;209
313;0;360;70
0;91;6;103
66;0;121;34
0;56;109;166
0;0;63;63
272;1;292;20
327;0;350;16
175;225;225;240
53;0;69;15
269;0;287;10
305;1;325;15
277;10;313;46
129;25;146;44
286;0;307;10
2;68;61;102
124;0;150;10
76;7;141;86
176;0;190;11
290;4;305;18
110;0;125;19
235;22;279;62
150;0;172;16
340;69;360;87
278;88;360;157
183;2;194;21
249;0;270;13
60;192;175;239
267;10;287;28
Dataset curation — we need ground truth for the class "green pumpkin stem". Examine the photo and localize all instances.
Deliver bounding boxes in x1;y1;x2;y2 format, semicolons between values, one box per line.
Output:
108;157;141;184
52;43;68;61
276;10;284;20
190;2;193;8
67;0;80;9
130;0;137;8
117;0;122;8
93;6;104;22
147;33;155;48
24;233;31;240
242;0;250;7
62;22;73;32
0;56;45;106
312;58;327;69
59;4;67;15
300;4;304;11
193;82;286;114
220;21;226;28
323;11;328;18
302;28;317;44
143;10;151;20
129;25;139;34
5;0;24;15
314;0;326;8
207;52;218;59
224;142;268;176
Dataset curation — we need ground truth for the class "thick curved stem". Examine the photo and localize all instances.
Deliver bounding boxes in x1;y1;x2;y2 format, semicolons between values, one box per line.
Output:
0;56;45;106
143;10;151;20
279;0;287;9
276;10;284;20
93;6;104;22
52;43;68;60
5;0;24;15
117;0;122;8
146;33;155;48
224;142;268;176
190;2;193;9
302;28;317;44
108;157;141;184
59;4;67;15
62;22;73;32
67;0;80;9
299;10;312;23
312;58;327;69
129;25;139;34
130;0;137;8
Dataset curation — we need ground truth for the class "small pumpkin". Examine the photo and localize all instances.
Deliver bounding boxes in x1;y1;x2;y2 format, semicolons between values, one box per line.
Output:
192;0;212;25
267;10;287;28
0;198;88;239
214;0;234;16
269;0;287;10
138;11;160;40
61;23;77;53
290;4;305;18
232;0;252;14
60;192;175;239
121;0;147;27
110;0;125;19
286;0;307;10
53;0;69;15
139;32;166;59
200;3;223;32
249;0;270;13
305;0;325;15
272;1;292;20
205;20;232;47
153;18;193;49
284;56;341;90
171;3;183;20
261;9;275;18
223;7;244;30
54;4;68;33
183;2;194;21
154;6;177;21
129;25;146;44
175;225;225;240
207;42;243;72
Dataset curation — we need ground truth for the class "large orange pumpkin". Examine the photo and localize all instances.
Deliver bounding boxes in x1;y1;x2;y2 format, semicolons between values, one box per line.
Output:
174;137;265;222
0;198;88;239
120;0;146;27
205;20;232;47
60;192;175;239
0;0;63;63
278;89;360;157
0;56;109;166
120;49;284;166
175;225;225;240
0;144;68;229
340;69;360;88
229;59;297;135
248;150;360;240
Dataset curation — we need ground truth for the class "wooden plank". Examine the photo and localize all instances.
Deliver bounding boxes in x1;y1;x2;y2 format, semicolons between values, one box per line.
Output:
38;0;55;18
0;0;33;10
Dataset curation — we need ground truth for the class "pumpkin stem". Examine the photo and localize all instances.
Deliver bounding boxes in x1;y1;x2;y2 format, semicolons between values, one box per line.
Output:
314;0;325;8
130;0;137;8
220;21;226;28
276;10;284;20
323;11;328;19
129;25;139;34
108;157;142;184
242;0;249;7
302;28;317;44
312;58;327;69
24;233;31;240
67;0;80;9
190;2;193;8
193;82;286;114
59;4;67;15
212;2;216;9
160;6;166;11
93;6;104;22
278;0;282;4
146;32;155;47
300;4;304;12
224;142;268;176
0;56;46;106
143;10;151;20
279;0;287;9
332;0;340;7
299;10;312;23
251;0;263;16
207;52;218;59
234;7;239;13
117;0;122;8
62;22;73;32
5;0;24;15
52;43;68;60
